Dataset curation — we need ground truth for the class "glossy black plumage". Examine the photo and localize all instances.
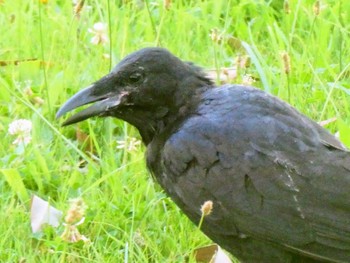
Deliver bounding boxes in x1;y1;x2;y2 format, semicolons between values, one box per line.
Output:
57;48;350;263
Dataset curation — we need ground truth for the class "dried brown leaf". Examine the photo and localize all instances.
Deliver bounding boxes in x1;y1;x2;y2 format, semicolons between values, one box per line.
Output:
76;128;95;154
194;244;232;263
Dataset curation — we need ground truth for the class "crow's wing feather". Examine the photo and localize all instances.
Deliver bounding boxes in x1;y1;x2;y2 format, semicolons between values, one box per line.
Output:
160;86;350;262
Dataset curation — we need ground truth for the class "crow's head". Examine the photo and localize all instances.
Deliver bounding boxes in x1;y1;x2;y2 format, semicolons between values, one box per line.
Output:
56;47;212;144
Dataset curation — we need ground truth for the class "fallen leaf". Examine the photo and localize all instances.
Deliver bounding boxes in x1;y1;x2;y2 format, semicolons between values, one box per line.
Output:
76;128;95;155
30;195;63;233
194;244;232;263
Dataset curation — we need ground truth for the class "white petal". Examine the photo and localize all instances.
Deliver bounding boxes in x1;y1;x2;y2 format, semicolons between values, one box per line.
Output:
30;195;63;233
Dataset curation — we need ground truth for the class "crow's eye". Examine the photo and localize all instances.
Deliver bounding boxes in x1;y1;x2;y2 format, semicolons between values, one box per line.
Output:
129;72;143;83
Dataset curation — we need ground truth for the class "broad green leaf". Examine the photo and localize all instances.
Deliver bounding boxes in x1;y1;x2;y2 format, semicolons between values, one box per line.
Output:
338;120;350;148
1;168;29;203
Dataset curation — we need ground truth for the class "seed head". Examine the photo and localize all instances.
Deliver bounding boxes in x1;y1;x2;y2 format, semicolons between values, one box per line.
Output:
164;0;171;10
74;0;85;17
313;1;320;16
284;0;291;14
200;200;213;216
64;198;87;224
281;51;291;75
209;29;222;44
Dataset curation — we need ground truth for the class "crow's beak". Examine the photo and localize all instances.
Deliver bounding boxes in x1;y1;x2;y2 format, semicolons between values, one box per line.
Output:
56;81;125;126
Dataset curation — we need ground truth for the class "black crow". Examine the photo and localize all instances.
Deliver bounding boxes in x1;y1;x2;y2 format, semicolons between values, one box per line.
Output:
57;47;350;263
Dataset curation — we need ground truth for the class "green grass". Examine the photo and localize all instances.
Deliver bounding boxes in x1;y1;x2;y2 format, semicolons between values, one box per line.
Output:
1;0;350;262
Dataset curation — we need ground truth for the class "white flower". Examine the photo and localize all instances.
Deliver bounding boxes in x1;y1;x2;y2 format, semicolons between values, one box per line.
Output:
8;119;32;146
88;22;108;45
116;137;141;152
242;74;255;86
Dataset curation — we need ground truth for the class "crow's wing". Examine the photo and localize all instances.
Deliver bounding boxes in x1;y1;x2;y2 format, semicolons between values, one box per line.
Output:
159;86;350;262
